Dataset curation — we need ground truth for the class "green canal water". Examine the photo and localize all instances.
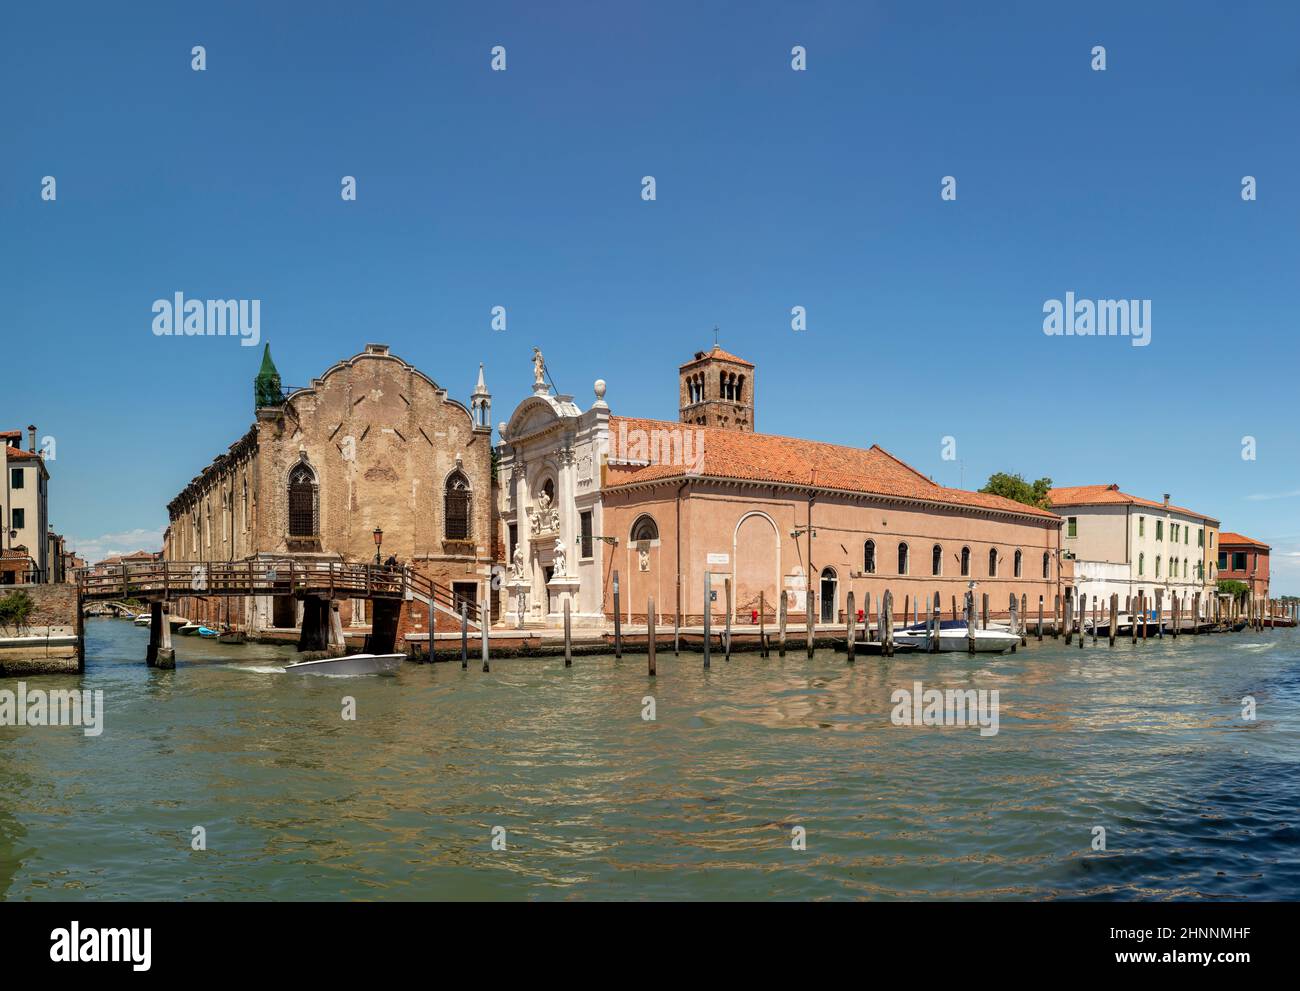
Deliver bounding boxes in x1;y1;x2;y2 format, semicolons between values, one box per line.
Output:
2;618;1298;900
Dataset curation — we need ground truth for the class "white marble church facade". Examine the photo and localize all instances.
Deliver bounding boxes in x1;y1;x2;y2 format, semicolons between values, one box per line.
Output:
496;357;611;627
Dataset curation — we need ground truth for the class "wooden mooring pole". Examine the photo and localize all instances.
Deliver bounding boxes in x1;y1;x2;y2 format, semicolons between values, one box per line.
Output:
613;571;622;659
724;578;732;661
759;591;767;658
647;596;656;677
703;572;712;669
778;590;787;657
460;602;469;669
965;592;976;654
846;590;856;663
563;599;572;668
883;590;894;658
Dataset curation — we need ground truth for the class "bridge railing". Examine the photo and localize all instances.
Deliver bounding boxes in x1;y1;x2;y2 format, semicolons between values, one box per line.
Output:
76;560;408;601
405;568;481;624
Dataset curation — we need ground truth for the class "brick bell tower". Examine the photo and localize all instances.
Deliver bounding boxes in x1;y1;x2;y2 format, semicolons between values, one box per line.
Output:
678;343;755;431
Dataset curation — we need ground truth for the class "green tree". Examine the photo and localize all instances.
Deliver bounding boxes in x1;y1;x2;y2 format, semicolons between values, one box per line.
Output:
0;589;35;634
1217;579;1249;602
979;472;1053;509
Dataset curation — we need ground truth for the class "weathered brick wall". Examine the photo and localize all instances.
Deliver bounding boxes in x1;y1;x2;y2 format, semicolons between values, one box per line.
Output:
0;583;78;629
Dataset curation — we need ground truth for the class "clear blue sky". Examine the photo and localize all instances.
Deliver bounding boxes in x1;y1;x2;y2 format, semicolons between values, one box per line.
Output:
3;1;1298;590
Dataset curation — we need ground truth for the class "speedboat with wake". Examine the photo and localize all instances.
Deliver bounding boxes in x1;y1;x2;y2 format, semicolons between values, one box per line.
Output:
284;653;404;676
893;619;1020;653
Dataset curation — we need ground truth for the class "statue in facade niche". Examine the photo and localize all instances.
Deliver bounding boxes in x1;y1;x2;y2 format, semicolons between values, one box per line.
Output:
529;487;559;535
510;544;526;581
552;538;567;577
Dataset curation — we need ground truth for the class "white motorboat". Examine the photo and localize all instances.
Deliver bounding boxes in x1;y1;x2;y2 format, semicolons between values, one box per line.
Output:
284;652;404;676
178;621;203;636
133;614;151;627
893;620;1020;653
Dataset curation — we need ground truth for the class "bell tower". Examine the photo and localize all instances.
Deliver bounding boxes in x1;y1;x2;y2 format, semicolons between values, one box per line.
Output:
678;344;755;431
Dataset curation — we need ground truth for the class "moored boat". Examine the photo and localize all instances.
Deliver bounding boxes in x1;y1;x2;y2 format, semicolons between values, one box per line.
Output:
893;620;1019;653
284;653;404;676
197;627;219;638
217;629;247;644
178;621;202;636
133;614;151;627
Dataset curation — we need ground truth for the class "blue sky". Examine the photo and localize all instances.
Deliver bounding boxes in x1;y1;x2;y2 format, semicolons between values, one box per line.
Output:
3;1;1298;589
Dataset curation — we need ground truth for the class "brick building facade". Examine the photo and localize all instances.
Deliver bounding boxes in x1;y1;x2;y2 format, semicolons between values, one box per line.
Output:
163;344;495;635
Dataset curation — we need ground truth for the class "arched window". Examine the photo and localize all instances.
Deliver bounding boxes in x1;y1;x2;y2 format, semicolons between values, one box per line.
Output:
897;542;909;575
719;370;727;398
1183;558;1189;579
737;375;745;400
1155;555;1161;578
445;471;472;540
931;544;942;576
988;548;998;577
631;515;659;542
1138;553;1145;576
1014;549;1023;577
863;539;876;574
288;462;318;537
960;546;971;577
1042;551;1050;579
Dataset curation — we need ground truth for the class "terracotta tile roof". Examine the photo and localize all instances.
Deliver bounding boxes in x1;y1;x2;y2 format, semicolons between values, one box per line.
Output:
605;417;1058;519
1047;483;1219;523
4;445;40;461
1219;532;1269;549
679;345;754;368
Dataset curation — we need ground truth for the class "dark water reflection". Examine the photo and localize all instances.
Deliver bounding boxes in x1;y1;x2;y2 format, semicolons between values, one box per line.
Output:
1;619;1296;900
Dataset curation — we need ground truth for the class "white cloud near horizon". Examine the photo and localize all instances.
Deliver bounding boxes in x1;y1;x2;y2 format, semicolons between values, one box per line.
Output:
68;526;165;563
1245;488;1300;501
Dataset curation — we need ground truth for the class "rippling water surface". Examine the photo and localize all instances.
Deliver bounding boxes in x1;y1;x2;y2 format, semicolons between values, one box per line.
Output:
2;619;1298;900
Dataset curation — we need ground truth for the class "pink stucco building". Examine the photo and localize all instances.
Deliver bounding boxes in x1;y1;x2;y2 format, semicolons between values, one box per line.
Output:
496;345;1065;628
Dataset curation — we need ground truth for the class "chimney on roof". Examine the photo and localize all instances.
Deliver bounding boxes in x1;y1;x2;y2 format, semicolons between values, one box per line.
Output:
27;425;36;453
1163;493;1170;508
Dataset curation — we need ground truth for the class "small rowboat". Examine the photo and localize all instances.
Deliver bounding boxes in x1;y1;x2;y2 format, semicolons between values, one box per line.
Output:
197;627;220;638
284;653;404;677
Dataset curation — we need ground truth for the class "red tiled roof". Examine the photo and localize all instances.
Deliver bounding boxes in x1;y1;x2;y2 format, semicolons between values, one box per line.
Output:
1047;483;1219;523
1219;532;1269;549
605;417;1058;519
679;345;754;368
4;445;40;461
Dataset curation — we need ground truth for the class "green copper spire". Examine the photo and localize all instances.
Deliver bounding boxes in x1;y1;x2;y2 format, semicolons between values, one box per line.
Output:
254;343;283;409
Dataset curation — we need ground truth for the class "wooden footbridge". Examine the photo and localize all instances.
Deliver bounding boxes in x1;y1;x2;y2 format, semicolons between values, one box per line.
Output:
77;559;481;669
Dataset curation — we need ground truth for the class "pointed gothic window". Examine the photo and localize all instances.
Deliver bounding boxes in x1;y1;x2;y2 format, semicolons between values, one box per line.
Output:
288;463;317;537
445;471;472;540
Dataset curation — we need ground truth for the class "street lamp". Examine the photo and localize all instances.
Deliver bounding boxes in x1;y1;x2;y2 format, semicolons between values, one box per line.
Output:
373;526;383;566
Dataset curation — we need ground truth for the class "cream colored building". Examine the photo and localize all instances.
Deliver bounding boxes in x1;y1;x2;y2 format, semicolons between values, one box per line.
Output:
1049;484;1219;616
2;427;50;583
